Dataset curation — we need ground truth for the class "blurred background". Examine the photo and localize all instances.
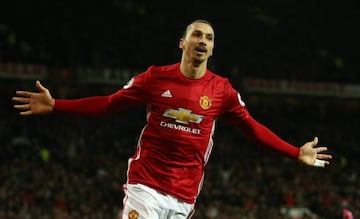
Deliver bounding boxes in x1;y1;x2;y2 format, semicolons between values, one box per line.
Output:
1;0;359;218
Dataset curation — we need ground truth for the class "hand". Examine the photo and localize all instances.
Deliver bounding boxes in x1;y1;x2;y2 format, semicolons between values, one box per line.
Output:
12;80;55;115
298;137;332;167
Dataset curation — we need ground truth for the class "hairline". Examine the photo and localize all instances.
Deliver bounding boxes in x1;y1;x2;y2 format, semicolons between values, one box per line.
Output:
182;19;214;39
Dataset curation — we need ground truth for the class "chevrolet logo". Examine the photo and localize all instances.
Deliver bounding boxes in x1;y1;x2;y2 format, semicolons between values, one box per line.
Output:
163;108;203;124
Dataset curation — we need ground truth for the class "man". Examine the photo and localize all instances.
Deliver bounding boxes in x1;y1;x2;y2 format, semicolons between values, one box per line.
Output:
13;20;332;219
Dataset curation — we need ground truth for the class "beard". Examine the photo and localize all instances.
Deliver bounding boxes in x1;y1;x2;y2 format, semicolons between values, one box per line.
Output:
192;56;206;67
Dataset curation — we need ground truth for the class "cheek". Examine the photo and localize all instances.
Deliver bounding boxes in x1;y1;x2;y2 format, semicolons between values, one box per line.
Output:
209;47;214;55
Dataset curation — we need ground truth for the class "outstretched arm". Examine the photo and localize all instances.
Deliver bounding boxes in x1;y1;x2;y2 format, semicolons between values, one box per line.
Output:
221;83;332;168
12;80;116;116
13;77;147;116
13;80;55;115
243;117;332;167
228;114;332;168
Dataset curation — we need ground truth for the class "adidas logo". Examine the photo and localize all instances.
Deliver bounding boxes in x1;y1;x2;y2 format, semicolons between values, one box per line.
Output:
161;90;172;97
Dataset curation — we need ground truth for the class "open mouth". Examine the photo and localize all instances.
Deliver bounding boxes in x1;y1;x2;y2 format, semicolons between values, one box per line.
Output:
195;46;207;53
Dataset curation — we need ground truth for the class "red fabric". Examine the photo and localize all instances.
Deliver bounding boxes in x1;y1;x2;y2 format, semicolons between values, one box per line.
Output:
54;63;300;203
238;116;299;158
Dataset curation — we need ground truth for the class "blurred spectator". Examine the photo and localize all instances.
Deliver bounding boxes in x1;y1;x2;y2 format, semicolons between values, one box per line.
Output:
1;92;359;218
1;1;359;218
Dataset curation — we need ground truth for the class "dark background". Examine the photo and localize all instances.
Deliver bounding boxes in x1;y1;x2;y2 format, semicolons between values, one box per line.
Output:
1;0;359;82
1;1;359;218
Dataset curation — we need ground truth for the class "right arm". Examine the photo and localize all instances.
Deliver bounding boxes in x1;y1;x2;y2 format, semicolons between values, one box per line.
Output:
13;70;151;116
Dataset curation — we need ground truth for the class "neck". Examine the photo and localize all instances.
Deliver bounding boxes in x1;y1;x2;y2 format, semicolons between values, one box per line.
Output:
180;56;208;79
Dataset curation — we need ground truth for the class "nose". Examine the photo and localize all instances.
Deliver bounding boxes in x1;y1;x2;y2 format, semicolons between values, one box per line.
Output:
199;35;207;45
199;41;206;47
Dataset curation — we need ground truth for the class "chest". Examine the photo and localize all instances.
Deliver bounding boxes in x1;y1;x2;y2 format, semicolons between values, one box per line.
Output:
148;79;223;120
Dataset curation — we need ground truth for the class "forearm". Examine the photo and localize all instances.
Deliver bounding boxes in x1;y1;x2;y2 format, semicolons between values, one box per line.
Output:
240;116;300;159
54;96;116;115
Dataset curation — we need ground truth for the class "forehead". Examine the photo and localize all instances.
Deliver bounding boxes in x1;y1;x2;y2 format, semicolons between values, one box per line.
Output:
187;22;214;36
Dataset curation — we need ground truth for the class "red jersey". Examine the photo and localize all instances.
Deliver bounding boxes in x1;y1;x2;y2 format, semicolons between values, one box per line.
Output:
55;63;300;204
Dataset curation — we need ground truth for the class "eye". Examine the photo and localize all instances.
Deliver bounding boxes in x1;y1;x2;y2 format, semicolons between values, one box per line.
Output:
192;31;202;37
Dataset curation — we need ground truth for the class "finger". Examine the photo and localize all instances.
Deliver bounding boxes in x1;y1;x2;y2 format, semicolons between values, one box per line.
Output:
19;110;32;116
315;146;328;153
312;137;318;146
317;154;332;160
15;91;33;97
314;159;326;167
12;97;30;104
14;104;30;110
36;80;47;92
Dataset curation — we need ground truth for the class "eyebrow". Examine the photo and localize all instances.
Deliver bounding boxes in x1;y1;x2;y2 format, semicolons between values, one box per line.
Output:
192;29;214;37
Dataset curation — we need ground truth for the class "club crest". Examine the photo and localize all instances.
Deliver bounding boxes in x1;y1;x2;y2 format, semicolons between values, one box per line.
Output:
128;210;139;219
199;95;212;110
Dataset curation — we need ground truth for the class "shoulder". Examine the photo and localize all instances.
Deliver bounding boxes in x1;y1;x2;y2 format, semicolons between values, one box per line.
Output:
206;69;230;85
139;63;179;82
146;63;180;73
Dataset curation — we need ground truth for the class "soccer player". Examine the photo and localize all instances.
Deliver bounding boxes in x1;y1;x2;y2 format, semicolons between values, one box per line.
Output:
13;20;332;219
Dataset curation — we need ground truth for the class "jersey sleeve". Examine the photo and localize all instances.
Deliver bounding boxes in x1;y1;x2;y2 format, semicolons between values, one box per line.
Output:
220;79;250;121
54;66;153;115
221;80;300;159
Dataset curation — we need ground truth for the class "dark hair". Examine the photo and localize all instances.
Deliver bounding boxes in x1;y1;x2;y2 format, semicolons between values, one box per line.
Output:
182;19;214;39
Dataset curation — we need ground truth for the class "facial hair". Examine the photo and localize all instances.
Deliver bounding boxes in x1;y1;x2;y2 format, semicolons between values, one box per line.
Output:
192;56;205;67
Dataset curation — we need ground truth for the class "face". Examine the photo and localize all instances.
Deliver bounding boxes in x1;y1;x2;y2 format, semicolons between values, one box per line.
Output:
179;22;215;65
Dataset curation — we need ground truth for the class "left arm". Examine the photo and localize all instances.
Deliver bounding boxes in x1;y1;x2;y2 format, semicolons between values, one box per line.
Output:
220;81;332;167
238;115;331;167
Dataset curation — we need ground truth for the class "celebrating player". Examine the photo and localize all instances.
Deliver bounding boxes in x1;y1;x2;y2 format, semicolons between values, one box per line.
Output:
13;20;332;219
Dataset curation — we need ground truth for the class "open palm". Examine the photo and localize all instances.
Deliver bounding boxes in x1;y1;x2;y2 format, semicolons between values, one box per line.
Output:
13;80;55;115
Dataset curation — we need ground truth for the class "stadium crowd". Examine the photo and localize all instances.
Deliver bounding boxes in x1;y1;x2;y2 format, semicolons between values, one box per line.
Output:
1;95;359;218
1;1;359;84
1;1;359;218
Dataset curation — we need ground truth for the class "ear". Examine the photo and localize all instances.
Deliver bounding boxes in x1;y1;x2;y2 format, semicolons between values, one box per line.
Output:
179;38;185;49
